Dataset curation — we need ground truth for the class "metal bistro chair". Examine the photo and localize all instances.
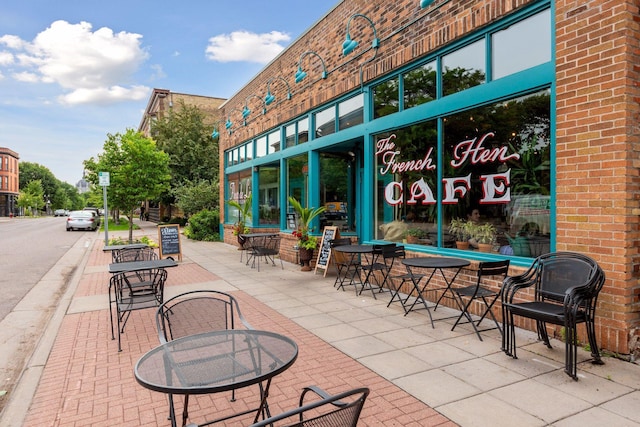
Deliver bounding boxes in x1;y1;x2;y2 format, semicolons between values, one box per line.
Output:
359;243;397;299
386;246;426;315
248;386;369;427
109;268;167;352
113;246;158;263
501;252;605;380
249;234;283;272
156;290;254;426
451;260;510;341
330;238;354;290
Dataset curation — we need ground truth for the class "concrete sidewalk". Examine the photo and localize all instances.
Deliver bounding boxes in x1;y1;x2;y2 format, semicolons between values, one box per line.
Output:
2;222;640;426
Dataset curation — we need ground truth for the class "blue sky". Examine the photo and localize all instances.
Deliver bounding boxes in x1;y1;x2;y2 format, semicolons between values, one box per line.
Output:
0;0;339;185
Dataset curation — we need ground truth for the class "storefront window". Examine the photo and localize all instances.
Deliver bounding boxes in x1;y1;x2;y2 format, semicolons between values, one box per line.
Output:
257;164;280;225
285;124;296;148
315;106;335;138
227;169;252;225
373;77;399;118
492;9;550;80
256;136;267;158
403;60;437;109
245;141;253;161
442;39;486;97
298;118;309;144
338;94;364;131
286;154;308;222
268;129;280;154
375;89;551;256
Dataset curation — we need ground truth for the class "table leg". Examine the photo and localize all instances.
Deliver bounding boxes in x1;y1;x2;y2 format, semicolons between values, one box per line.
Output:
433;267;463;311
403;266;435;328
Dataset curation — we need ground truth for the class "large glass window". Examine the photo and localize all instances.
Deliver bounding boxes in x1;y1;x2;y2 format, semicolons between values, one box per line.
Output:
373;77;399;119
442;39;486;96
375;89;550;256
338;94;364;131
256;136;267;158
320;153;356;233
403;61;437;109
268;130;280;154
285;124;296;148
227;169;252;225
315;106;336;138
298;118;309;144
286;154;308;223
492;9;551;80
257;164;280;225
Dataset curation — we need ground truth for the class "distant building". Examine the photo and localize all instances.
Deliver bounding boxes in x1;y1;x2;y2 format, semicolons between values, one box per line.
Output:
76;177;89;194
138;88;226;222
0;147;19;216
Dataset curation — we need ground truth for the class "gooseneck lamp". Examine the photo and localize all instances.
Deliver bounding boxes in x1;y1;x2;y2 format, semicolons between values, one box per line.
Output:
264;76;292;106
342;13;380;56
241;94;267;122
294;51;328;84
421;0;436;8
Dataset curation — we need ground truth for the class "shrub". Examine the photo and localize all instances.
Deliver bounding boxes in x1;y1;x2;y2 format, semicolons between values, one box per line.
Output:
184;209;220;241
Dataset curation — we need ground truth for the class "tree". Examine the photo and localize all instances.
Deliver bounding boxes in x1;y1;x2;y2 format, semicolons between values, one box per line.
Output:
173;179;219;217
17;180;45;216
19;162;75;211
84;129;171;242
151;100;220;214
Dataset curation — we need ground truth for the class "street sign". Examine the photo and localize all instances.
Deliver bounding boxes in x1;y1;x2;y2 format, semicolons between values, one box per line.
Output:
99;172;110;186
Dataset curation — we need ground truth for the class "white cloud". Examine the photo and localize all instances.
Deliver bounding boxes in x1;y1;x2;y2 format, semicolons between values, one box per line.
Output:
0;20;150;105
58;85;150;105
0;51;13;65
205;30;290;64
13;71;39;82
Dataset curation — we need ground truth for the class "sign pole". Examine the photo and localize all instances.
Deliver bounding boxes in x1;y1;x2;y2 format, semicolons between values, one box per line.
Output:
99;172;110;246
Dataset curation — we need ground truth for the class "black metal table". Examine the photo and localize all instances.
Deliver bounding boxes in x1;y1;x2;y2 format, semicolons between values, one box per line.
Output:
103;243;149;261
401;257;471;327
135;329;298;427
108;258;177;274
332;245;378;297
239;233;278;267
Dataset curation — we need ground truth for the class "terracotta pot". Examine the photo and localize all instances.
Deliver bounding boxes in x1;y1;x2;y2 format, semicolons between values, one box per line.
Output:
477;243;493;253
299;248;314;271
456;241;470;250
406;235;419;244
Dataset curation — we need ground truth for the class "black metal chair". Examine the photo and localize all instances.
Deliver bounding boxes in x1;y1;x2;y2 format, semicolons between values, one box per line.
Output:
501;252;605;380
386;246;426;314
155;290;253;426
248;386;369;427
451;260;510;341
109;268;167;351
113;246;158;263
249;234;283;271
359;243;397;299
330;238;354;290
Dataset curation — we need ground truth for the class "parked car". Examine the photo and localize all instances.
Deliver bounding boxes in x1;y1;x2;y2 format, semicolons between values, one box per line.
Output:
66;210;98;231
53;209;68;217
83;207;101;226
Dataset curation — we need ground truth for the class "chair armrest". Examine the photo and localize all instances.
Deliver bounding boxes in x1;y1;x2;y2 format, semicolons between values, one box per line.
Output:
299;385;348;408
501;274;537;304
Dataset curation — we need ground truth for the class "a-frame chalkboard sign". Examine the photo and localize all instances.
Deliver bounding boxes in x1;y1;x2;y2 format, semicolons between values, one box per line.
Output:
314;226;340;276
158;224;182;261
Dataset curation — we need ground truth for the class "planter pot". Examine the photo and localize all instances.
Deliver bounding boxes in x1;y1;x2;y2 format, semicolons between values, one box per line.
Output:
299;248;314;271
477;243;493;253
406;235;419;244
456;241;470;250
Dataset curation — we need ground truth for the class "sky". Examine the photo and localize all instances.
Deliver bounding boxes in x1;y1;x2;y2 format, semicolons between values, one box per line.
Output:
0;0;339;185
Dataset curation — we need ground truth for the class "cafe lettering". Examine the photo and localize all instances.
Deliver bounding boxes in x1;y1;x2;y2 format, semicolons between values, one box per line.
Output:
378;133;520;206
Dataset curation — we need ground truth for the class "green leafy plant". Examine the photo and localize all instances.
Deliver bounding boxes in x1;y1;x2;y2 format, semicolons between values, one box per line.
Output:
404;227;426;238
469;223;496;244
288;196;326;250
227;194;252;236
449;218;473;241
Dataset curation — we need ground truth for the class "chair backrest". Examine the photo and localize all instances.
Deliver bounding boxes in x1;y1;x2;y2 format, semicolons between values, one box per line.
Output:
478;259;510;281
156;290;252;343
114;247;157;263
111;268;167;307
534;252;600;302
248;387;369;427
264;234;281;252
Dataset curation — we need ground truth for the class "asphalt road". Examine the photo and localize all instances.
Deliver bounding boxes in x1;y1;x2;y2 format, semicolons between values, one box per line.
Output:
0;216;90;321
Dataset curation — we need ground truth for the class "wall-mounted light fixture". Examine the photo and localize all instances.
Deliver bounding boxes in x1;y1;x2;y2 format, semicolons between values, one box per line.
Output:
224;107;243;133
264;76;292;106
211;120;222;139
421;0;436;8
241;94;267;121
294;50;328;83
342;13;380;56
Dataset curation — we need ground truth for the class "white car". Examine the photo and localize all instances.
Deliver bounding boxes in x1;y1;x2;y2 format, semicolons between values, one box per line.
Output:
66;210;98;231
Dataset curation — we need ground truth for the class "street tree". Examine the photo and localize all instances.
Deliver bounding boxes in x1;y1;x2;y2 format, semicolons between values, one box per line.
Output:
84;129;171;242
17;180;45;216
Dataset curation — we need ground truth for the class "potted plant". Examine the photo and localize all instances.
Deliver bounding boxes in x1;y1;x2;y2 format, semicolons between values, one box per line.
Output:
404;227;425;244
227;194;252;247
449;218;473;249
288;196;326;271
470;222;496;252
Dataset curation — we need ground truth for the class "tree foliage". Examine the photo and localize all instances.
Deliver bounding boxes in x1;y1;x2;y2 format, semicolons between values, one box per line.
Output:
18;162;83;211
173;179;219;217
17;180;45;216
84;129;171;242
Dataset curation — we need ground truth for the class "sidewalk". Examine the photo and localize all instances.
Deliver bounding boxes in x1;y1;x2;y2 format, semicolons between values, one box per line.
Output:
2;221;640;426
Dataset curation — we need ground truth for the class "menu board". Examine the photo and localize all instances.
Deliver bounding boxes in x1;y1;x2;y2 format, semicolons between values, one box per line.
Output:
314;226;339;276
158;224;182;261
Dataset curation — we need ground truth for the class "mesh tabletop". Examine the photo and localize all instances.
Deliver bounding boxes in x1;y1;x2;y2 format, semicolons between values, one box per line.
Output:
108;258;177;273
135;330;298;395
402;257;470;269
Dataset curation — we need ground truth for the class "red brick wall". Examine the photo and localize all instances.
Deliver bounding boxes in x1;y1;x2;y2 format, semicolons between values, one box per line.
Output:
219;0;640;355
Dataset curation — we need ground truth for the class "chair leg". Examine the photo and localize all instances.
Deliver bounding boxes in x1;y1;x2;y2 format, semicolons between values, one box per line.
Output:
586;319;604;364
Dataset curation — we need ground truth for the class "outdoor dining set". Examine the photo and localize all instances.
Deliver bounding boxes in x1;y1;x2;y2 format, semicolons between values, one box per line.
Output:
103;237;606;426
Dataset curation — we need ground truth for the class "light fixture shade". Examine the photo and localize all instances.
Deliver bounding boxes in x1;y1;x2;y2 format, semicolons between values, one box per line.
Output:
264;91;275;106
420;0;435;8
342;34;358;56
242;106;251;119
295;66;307;83
225;119;232;130
211;128;219;139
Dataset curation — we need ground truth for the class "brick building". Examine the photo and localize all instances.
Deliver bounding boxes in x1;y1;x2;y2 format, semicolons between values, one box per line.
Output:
0;147;19;217
217;0;640;357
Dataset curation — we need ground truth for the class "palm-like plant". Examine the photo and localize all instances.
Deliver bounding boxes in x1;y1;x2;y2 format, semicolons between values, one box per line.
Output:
288;197;326;249
227;194;252;235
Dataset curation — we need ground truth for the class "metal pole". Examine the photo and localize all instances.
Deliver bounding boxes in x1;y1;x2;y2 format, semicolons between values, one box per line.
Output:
103;185;109;246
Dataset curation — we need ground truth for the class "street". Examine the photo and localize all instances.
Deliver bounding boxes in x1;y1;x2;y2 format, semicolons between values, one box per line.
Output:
0;216;90;321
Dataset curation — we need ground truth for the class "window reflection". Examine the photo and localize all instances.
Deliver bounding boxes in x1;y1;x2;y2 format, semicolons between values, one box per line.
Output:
442;39;486;96
256;136;267;158
287;154;308;217
227;170;252;225
315;106;335;138
403;61;437;109
268;130;280;154
285;124;295;148
258;164;280;225
338;94;364;131
298;118;309;144
492;9;551;80
373;77;399;118
320;153;356;233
